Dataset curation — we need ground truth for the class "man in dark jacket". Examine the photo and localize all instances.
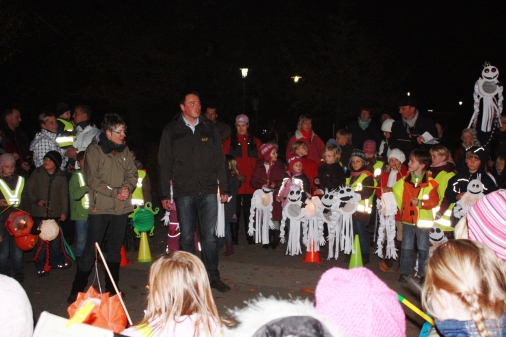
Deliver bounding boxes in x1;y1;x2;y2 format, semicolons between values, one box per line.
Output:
158;91;231;292
389;97;438;163
1;108;31;176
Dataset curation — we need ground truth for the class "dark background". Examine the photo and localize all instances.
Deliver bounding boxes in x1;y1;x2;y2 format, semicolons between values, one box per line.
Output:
1;0;505;147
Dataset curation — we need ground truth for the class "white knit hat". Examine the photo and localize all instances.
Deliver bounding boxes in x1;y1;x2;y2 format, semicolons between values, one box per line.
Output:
381;118;395;132
387;148;405;164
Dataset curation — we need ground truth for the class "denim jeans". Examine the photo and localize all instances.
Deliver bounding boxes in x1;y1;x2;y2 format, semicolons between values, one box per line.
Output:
175;193;220;282
75;220;88;257
0;233;24;278
400;224;430;277
78;214;128;272
216;222;233;246
352;220;370;259
32;218;64;272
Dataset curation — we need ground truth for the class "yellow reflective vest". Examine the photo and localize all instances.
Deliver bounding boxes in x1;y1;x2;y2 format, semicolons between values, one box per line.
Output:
0;176;24;206
346;171;377;214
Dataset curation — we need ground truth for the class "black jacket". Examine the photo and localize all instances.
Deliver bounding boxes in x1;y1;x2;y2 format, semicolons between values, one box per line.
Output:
158;113;229;199
389;114;438;163
445;169;497;204
347;119;382;152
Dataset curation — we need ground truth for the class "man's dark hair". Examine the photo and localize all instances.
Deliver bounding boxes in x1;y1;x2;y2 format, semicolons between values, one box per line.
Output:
3;107;21;118
75;105;92;120
179;91;200;105
410;149;431;168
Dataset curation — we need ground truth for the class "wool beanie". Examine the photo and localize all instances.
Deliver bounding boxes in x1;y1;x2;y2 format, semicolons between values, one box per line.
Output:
381;118;395;132
466;189;506;260
0;154;16;167
44;151;62;169
260;144;276;161
362;140;377;155
387;148;406;164
235;114;249;125
349;149;366;166
56;102;70;116
315;267;406;337
287;154;303;172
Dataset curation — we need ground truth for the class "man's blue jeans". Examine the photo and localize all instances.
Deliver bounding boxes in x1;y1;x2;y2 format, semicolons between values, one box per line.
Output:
175;193;220;282
399;224;430;277
75;220;88;257
0;233;24;278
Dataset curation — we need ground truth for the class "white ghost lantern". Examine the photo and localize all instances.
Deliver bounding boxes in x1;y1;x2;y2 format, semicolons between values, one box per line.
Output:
302;196;325;253
334;186;361;255
453;175;486;219
319;189;342;260
248;188;275;244
375;192;398;260
280;185;305;256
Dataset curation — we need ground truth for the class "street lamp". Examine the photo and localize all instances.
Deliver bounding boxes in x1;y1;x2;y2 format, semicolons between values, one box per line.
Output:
459;101;463;105
240;68;249;113
407;92;411;96
292;76;302;83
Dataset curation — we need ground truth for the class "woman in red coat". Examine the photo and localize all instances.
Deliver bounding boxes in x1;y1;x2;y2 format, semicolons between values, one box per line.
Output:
223;114;262;245
286;114;325;164
250;143;285;249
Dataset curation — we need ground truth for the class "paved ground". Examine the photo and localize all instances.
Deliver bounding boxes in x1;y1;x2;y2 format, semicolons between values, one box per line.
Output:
17;212;426;336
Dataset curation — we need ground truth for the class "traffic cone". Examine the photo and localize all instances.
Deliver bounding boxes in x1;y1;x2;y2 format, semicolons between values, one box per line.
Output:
349;234;363;269
303;239;321;263
120;245;131;267
138;232;152;263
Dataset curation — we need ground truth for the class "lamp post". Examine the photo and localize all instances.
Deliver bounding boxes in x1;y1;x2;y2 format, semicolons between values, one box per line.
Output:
292;75;302;83
240;68;248;114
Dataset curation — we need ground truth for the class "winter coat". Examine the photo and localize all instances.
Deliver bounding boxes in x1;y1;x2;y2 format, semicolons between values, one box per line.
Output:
347;119;382;152
159;114;229;200
445;169;497;204
223;134;262;195
84;139;137;215
434;316;506;337
286;130;325;164
389;114;438;163
250;159;285;221
73;124;101;152
26;166;68;218
317;162;345;192
300;157;319;193
29;129;68;169
69;169;88;220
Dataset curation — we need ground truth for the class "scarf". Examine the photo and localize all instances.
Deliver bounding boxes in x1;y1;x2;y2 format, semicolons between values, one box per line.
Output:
98;132;126;154
387;170;398;187
402;110;419;134
430;161;448;168
350;169;366;177
300;129;313;141
358;118;371;130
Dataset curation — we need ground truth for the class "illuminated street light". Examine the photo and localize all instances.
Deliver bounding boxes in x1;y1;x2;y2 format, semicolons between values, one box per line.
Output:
459;101;463;105
240;68;249;113
240;68;249;78
292;76;302;83
407;92;410;96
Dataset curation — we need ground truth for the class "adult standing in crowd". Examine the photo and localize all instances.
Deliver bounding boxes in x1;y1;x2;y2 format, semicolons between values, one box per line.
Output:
29;112;77;170
67;113;137;304
205;105;231;143
491;113;506;160
389;97;438;162
72;105;101;152
0;108;31;175
223;114;262;245
347;108;382;152
286;114;325;164
454;128;481;173
158;91;231;293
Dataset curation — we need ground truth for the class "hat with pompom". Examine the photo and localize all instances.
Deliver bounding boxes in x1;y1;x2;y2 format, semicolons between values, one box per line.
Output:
287;153;303;172
315;267;406;337
349;149;366;166
260;143;276;161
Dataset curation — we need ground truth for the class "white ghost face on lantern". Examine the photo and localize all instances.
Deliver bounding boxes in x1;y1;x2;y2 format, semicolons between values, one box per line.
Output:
336;186;361;215
482;64;499;80
429;225;445;243
287;185;303;203
285;185;304;220
321;189;339;209
467;177;484;195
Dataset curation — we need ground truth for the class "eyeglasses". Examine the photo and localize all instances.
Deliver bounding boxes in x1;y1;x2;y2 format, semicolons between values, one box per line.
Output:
111;129;126;135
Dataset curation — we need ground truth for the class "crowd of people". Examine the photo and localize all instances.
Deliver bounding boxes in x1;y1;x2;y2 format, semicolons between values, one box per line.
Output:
0;92;505;336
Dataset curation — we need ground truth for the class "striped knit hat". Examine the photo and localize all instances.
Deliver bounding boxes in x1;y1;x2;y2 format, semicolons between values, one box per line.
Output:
467;189;506;260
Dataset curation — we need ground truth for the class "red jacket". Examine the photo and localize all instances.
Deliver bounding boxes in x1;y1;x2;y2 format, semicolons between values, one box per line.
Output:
301;157;318;193
286;131;325;164
223;134;262;195
375;164;407;221
250;159;285;221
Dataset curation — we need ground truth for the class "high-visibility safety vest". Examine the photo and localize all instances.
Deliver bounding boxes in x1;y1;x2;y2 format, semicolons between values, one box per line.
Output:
76;172;89;209
373;160;383;178
432;203;454;228
393;175;438;228
346;171;377;214
0;176;24;207
131;170;146;206
56;118;75;147
430;169;456;228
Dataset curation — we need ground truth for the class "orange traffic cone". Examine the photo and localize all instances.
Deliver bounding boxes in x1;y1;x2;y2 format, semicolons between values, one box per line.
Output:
303;239;321;263
120;245;131;267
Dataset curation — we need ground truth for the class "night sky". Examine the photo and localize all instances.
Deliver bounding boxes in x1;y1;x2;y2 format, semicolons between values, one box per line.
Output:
1;0;505;145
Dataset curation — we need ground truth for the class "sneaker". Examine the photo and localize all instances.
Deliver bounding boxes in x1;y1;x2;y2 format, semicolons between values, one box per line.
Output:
37;270;47;277
210;279;231;293
399;273;409;283
67;292;78;304
55;261;72;269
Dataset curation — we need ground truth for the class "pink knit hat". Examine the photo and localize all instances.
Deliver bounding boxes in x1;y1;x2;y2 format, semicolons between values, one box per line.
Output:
260;143;276;161
362;140;377;154
466;189;506;260
0;153;16;167
315;267;406;337
287;154;303;172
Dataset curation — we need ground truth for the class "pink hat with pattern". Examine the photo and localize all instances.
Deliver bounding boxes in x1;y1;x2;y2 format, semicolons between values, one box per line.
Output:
315;267;406;337
467;189;506;260
260;143;276;161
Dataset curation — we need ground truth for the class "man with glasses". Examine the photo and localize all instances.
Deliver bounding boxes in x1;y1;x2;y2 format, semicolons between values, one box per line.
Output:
389;97;438;163
158;91;231;292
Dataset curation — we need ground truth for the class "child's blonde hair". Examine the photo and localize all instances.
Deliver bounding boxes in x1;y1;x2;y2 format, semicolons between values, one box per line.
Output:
226;154;238;174
323;144;341;161
140;251;223;336
429;145;450;161
291;140;307;153
336;129;352;145
496;156;505;165
422;240;506;337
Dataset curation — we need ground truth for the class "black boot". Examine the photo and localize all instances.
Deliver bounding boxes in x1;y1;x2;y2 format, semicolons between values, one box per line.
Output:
105;262;120;295
270;230;280;249
232;223;239;245
67;268;92;304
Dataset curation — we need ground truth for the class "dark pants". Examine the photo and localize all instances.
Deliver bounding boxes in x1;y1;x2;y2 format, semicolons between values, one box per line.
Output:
0;233;24;278
175;193;220;282
352;220;370;260
33;218;64;272
236;194;253;239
